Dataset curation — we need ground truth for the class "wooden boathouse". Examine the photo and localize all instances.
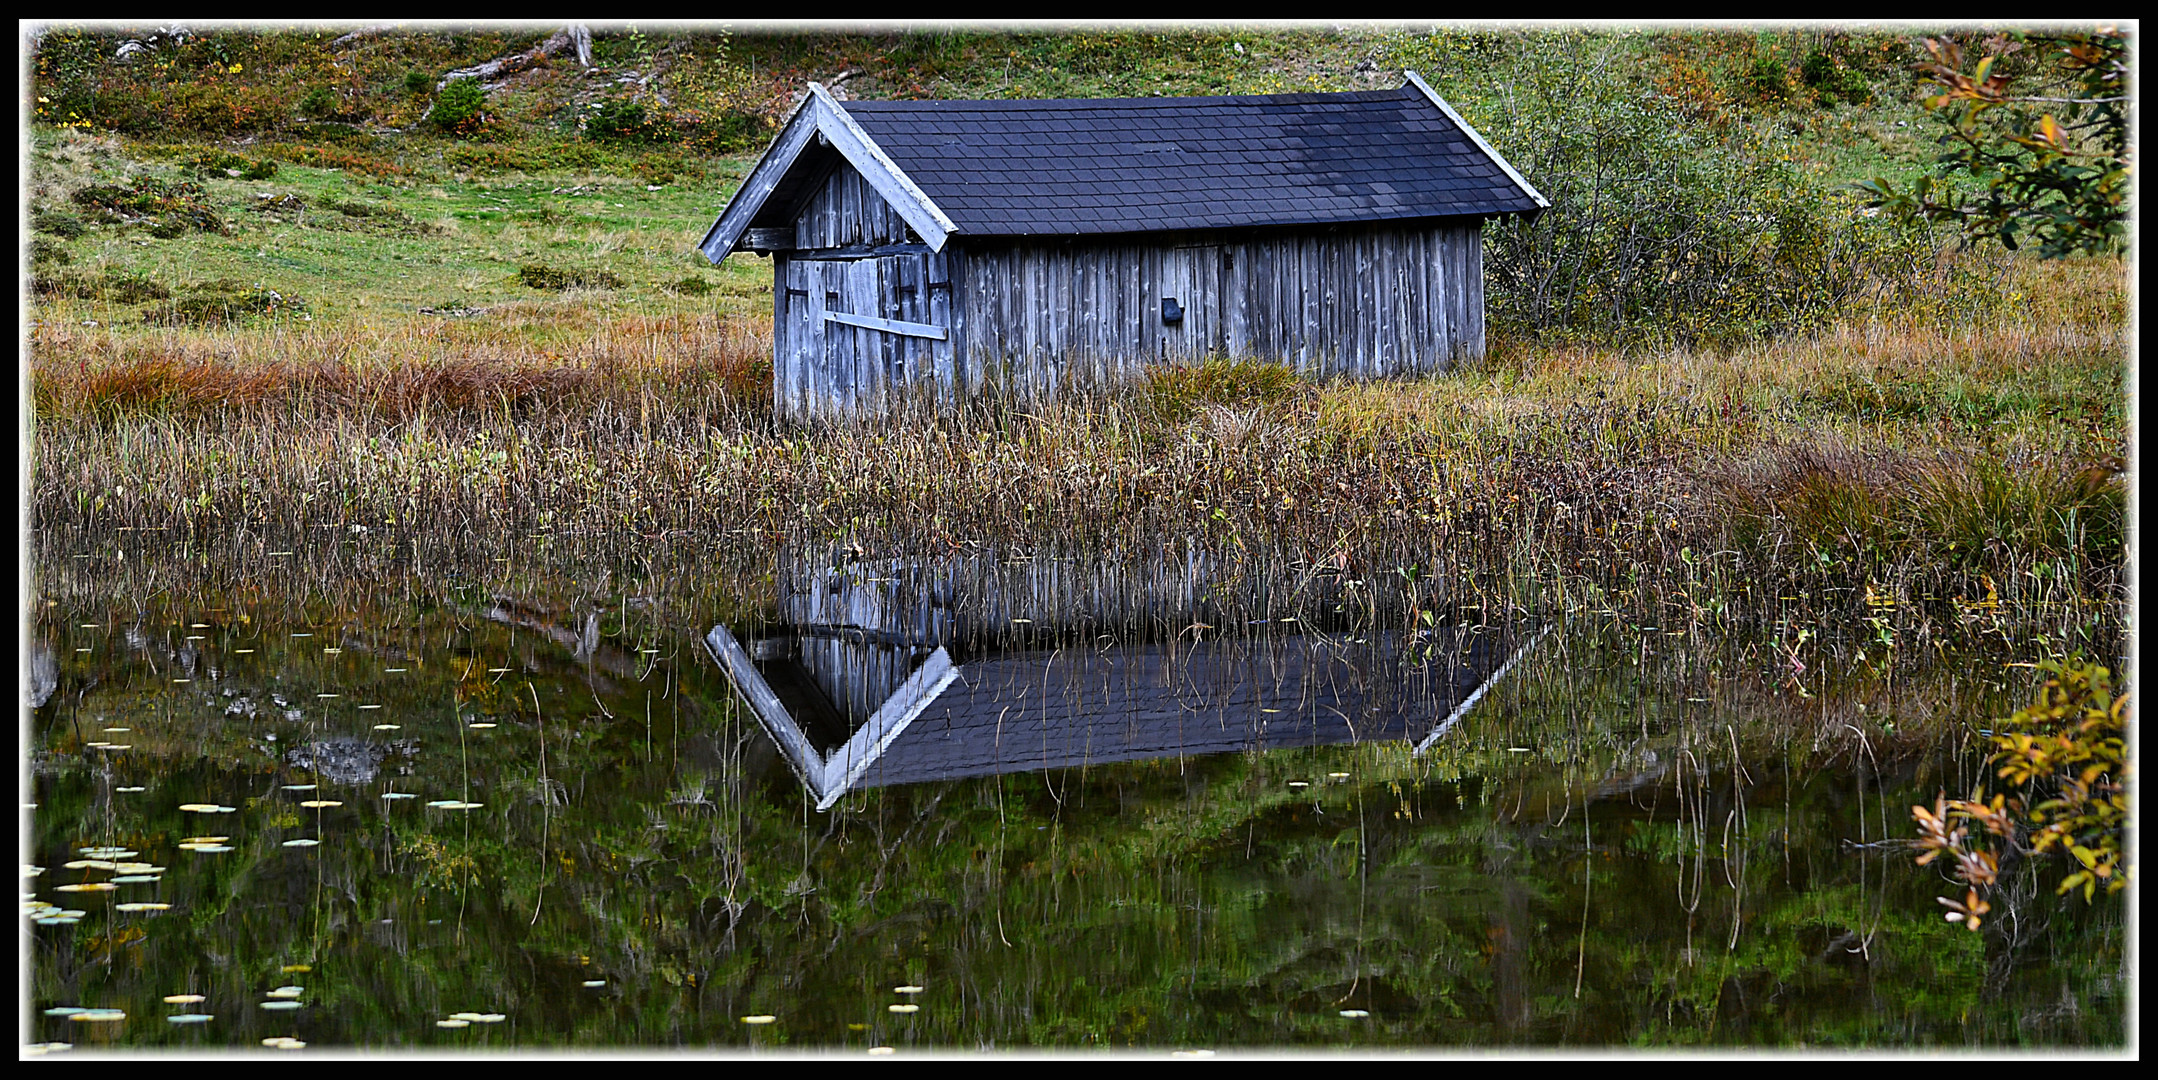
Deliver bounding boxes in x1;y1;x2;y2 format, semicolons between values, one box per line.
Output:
698;75;1548;421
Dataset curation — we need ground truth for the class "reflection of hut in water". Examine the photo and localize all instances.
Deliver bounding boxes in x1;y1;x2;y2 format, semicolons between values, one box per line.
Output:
708;554;1539;809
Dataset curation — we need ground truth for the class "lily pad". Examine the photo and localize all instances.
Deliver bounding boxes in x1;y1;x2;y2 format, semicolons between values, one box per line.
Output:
894;985;925;994
25;1042;73;1054
888;1003;920;1013
582;980;606;988
56;883;117;892
43;1006;88;1015
426;801;483;810
282;784;318;791
166;1014;214;1024
63;860;119;871
115;902;173;912
282;839;321;848
267;986;305;998
259;1001;302;1011
183;845;235;854
112;875;163;884
116;786;146;793
179;836;229;844
163;995;207;1004
467;723;497;730
380;792;417;800
1339;1009;1370;1018
868;1047;895;1055
69;1009;126;1022
740;1015;777;1024
436;1019;470;1028
373;724;402;731
262;1037;306;1049
78;847;135;857
297;800;343;809
36;917;81;925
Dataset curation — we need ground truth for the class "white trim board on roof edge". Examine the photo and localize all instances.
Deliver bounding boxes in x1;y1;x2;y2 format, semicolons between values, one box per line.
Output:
1402;71;1550;211
703;624;960;812
697;82;955;263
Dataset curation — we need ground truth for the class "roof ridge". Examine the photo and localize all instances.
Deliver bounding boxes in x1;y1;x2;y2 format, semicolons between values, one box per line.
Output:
841;85;1416;110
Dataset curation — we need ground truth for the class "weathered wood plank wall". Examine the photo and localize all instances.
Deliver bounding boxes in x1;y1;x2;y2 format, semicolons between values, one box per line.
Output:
793;163;916;250
768;161;1488;419
956;221;1484;400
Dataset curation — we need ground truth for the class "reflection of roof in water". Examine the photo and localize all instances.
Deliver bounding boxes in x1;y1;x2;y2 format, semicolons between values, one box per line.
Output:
708;624;1535;810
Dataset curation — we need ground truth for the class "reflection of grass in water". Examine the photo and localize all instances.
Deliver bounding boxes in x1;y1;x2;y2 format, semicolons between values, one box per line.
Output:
27;601;2127;1046
399;833;481;892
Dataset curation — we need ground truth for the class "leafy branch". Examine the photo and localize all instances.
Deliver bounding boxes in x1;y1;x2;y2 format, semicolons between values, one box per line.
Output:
1911;658;2131;932
1859;30;2129;258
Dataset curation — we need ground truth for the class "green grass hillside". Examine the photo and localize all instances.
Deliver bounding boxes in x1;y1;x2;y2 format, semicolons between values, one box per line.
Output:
27;25;1958;338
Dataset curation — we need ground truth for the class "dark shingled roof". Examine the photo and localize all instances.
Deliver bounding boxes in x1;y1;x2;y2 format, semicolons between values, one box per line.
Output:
842;85;1541;238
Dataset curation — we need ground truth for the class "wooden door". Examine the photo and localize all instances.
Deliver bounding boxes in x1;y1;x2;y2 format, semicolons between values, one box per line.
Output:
775;251;954;421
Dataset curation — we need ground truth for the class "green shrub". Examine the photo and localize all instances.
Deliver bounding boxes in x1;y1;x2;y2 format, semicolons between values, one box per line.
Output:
432;77;488;135
517;264;623;290
586;97;667;143
405;69;431;94
30;237;71;265
32;209;86;239
1744;53;1791;103
33;267;171;304
142;285;307;326
1801;50;1869;104
70;177;228;235
1460;33;1948;347
184;149;278;180
315;195;403;219
299;85;338;118
664;275;713;296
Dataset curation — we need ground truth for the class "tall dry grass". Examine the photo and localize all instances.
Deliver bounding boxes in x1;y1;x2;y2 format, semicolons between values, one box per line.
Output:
28;256;2128;645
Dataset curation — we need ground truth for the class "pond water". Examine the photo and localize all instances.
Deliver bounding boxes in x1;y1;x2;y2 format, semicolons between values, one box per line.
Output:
26;550;2128;1052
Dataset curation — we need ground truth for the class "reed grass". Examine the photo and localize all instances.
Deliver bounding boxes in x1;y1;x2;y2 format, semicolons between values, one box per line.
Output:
29;255;2126;645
